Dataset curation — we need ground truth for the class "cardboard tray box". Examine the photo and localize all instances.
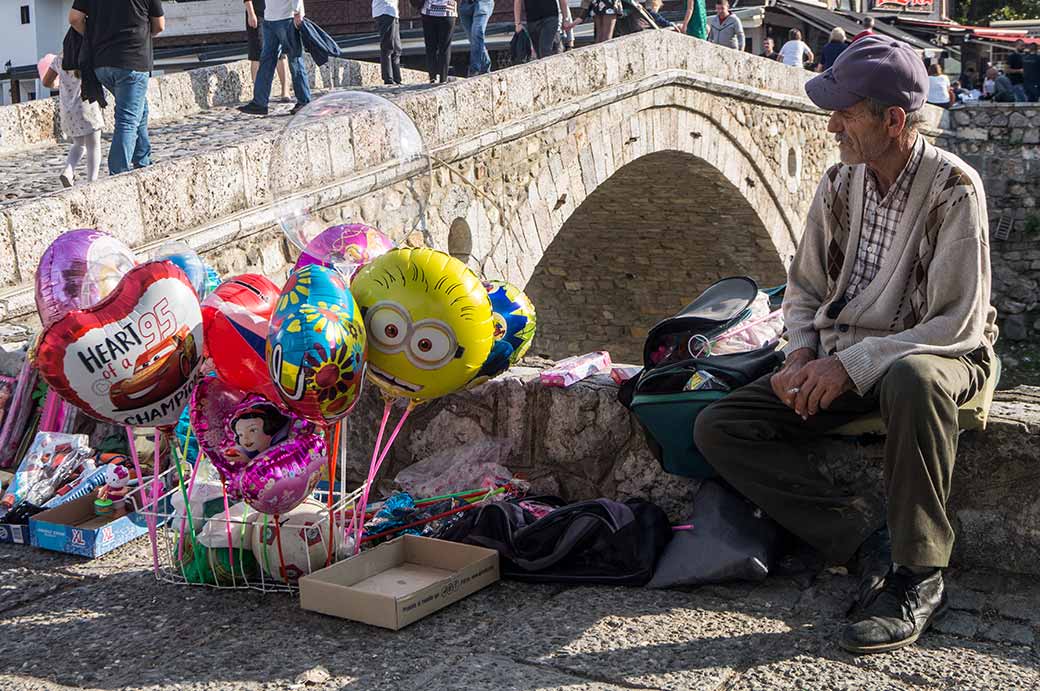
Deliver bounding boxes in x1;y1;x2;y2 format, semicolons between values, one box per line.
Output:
299;535;500;630
29;492;151;558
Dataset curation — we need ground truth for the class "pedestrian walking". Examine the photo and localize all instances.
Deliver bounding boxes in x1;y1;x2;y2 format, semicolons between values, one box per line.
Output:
245;1;291;100
515;0;568;58
459;0;493;76
1024;43;1040;102
422;0;458;83
238;0;312;116
819;27;847;71
706;0;743;51
68;0;164;176
566;0;625;44
681;0;706;39
41;53;104;187
778;28;813;69
760;37;779;61
373;0;403;84
852;16;873;42
1005;40;1028;102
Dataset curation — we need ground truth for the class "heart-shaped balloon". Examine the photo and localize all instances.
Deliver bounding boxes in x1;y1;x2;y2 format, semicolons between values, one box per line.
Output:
36;261;204;428
201;274;281;402
189;376;325;514
234;433;326;515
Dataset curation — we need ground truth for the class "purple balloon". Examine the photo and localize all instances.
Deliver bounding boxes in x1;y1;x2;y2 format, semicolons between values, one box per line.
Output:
35;229;137;328
234;433;326;515
189;376;326;514
293;224;395;280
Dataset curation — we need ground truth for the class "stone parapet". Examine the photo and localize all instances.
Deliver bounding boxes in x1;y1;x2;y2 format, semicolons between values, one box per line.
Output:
340;371;1040;577
938;103;1040;341
0;56;420;156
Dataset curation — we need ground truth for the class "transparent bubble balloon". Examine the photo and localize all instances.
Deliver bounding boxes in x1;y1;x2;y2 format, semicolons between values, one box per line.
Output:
268;91;432;271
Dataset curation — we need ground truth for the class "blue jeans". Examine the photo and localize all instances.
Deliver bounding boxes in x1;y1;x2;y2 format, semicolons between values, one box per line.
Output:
94;67;151;175
459;0;493;76
1012;83;1028;102
252;18;311;109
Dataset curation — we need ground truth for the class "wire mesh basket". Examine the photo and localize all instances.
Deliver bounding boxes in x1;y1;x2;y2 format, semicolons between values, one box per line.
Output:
129;468;369;593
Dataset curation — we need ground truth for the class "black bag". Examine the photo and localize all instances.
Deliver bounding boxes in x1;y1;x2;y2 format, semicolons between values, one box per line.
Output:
438;496;671;586
617;277;785;479
510;29;535;65
648;480;782;588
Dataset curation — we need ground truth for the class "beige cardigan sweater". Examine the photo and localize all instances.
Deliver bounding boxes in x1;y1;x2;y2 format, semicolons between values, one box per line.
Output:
783;138;998;395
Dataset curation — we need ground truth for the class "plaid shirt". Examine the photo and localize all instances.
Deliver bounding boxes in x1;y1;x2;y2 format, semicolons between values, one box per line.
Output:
844;136;925;301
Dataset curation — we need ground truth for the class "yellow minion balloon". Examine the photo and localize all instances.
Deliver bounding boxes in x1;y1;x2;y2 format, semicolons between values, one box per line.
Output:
351;247;495;401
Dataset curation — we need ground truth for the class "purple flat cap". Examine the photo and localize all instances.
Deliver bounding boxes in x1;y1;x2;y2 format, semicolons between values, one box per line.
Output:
806;35;929;112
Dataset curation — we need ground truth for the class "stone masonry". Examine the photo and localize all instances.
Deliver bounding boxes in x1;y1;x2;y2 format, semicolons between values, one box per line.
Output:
938;103;1040;342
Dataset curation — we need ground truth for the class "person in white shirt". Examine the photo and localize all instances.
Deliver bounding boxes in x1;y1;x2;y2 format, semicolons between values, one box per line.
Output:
778;28;813;68
373;0;402;84
926;62;952;107
239;0;311;115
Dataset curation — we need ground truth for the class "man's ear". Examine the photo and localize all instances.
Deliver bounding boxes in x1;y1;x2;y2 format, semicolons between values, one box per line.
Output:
888;106;908;137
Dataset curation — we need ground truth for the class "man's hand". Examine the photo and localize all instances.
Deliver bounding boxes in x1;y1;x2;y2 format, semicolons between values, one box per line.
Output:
247;10;258;28
783;355;855;419
515;22;523;33
293;12;302;28
770;347;815;404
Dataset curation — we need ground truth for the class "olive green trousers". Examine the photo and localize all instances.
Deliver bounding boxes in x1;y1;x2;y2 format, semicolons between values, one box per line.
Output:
694;351;990;568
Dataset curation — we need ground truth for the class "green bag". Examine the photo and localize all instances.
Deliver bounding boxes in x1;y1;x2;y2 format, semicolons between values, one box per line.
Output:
630;389;727;478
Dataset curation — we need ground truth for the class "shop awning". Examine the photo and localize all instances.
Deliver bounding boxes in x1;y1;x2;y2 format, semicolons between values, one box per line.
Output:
892;17;1040;46
773;0;941;55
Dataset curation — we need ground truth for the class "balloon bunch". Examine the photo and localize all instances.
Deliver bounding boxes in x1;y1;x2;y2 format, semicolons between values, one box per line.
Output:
33;231;210;574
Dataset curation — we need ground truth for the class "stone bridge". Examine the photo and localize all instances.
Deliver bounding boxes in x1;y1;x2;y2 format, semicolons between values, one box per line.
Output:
0;30;929;361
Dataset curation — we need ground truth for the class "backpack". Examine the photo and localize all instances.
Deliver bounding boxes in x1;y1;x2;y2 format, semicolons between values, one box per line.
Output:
437;496;671;586
618;277;785;479
510;29;535;65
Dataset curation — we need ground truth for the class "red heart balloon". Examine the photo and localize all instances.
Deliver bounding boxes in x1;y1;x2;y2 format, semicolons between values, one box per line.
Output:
36;261;205;427
201;274;281;403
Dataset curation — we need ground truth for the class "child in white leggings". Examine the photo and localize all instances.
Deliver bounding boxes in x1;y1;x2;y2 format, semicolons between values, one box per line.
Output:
42;54;104;187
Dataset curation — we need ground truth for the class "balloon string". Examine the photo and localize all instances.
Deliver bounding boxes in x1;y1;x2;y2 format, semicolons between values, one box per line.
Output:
149;430;164;575
352;400;414;555
220;482;236;587
173;425;199;560
273;514;288;582
126;426;159;576
324;421;341;566
351;400;392;555
172;444;197;564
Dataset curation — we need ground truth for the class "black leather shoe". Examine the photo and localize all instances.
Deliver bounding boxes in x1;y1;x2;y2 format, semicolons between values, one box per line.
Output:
840;567;947;655
237;103;268;116
847;525;892;619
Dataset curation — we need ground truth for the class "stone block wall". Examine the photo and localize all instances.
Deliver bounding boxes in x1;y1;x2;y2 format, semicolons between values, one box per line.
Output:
938;104;1040;341
525;150;789;363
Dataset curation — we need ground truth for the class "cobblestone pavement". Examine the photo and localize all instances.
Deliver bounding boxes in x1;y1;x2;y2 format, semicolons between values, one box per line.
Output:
0;84;415;209
1;540;1038;691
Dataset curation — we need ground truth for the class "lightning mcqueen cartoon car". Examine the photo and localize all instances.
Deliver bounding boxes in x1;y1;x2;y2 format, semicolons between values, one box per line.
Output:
109;326;197;411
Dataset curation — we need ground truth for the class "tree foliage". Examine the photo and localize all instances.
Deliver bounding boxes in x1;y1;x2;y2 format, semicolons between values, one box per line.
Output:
954;0;1040;24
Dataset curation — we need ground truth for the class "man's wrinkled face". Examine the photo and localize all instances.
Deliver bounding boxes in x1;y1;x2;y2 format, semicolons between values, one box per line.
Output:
828;101;891;166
